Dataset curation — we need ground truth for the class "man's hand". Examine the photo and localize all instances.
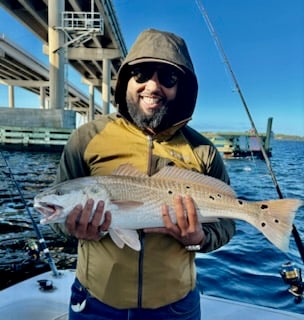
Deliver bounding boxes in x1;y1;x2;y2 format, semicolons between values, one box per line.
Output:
145;195;205;247
65;199;111;240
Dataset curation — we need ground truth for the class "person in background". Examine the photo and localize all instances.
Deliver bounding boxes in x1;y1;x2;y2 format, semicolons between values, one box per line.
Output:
54;28;235;320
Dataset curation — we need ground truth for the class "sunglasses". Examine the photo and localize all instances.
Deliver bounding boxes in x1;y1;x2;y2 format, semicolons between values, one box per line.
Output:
130;64;182;88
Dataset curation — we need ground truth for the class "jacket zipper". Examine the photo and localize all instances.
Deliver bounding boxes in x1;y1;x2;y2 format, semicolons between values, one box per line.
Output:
137;230;145;308
146;135;153;176
137;135;154;307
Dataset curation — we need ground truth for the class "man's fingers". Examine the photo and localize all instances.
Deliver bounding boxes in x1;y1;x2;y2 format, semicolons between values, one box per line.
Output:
184;195;198;233
75;199;93;235
65;204;83;234
161;204;175;227
145;204;177;235
65;200;112;240
173;195;188;236
78;199;94;223
90;200;104;228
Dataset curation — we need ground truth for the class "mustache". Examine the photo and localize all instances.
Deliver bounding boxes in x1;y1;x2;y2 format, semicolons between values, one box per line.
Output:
126;99;169;131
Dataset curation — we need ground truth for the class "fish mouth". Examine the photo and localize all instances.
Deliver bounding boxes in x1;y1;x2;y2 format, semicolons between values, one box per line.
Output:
34;202;63;219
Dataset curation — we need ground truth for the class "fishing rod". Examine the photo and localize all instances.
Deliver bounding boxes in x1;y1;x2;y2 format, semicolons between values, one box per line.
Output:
0;150;60;277
196;0;304;303
195;0;304;263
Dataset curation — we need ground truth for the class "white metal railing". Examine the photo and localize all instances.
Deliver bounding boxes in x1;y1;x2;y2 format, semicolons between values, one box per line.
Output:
61;11;104;34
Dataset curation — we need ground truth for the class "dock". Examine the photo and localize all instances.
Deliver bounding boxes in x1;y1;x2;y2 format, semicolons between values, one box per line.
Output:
0;1;126;152
0;126;73;151
203;118;273;159
204;132;272;159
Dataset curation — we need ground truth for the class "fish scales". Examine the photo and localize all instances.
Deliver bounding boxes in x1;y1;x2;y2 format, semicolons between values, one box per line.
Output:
34;164;303;251
98;176;296;233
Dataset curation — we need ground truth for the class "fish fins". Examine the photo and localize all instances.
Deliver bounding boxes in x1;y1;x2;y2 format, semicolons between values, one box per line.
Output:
152;166;236;197
109;229;141;251
112;164;235;197
255;198;303;251
112;164;148;178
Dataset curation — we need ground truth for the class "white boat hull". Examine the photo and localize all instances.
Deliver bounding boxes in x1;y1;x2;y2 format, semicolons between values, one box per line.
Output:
0;270;302;320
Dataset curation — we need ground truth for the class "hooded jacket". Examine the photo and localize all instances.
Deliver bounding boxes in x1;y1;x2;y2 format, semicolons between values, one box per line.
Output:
55;29;235;309
115;28;198;131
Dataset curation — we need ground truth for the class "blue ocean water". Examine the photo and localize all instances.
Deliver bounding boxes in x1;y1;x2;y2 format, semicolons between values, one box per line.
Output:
196;140;304;314
0;140;303;314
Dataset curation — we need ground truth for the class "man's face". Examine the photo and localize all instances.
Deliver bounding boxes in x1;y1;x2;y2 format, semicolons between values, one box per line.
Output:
126;63;180;131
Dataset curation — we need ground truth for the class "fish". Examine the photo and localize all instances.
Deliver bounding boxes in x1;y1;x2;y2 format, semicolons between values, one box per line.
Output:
33;164;303;252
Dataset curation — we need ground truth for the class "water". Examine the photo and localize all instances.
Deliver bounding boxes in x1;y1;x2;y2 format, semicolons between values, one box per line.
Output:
0;140;303;314
197;140;304;314
0;150;77;288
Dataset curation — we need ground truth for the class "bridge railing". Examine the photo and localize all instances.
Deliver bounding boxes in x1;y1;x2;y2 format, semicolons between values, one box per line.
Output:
61;11;104;33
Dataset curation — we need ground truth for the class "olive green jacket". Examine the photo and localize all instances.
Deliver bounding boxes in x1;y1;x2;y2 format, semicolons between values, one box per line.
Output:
54;29;235;309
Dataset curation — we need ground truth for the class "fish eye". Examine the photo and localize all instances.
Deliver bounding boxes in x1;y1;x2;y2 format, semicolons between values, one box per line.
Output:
55;190;64;196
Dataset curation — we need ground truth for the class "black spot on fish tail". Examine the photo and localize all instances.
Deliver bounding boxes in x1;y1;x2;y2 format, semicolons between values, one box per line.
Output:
254;198;302;252
261;218;280;228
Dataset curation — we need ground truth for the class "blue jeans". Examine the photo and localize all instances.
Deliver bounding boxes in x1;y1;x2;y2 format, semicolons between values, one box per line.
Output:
69;278;201;320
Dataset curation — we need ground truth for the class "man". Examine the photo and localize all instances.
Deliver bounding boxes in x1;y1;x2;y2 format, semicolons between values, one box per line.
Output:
55;28;235;320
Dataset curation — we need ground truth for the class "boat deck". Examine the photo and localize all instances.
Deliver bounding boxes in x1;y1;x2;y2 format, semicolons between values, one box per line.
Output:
0;270;302;320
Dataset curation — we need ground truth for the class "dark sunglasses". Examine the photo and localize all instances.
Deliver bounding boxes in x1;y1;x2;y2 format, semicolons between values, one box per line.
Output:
130;64;182;88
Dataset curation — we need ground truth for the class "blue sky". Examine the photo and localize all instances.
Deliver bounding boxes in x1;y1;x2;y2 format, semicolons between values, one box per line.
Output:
0;0;303;136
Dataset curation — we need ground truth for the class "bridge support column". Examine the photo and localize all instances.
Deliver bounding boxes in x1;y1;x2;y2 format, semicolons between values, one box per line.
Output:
102;58;111;115
40;87;46;109
88;84;95;121
8;85;14;108
48;0;65;110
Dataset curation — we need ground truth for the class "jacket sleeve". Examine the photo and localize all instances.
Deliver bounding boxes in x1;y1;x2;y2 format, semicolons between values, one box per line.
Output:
200;219;235;253
55;128;90;183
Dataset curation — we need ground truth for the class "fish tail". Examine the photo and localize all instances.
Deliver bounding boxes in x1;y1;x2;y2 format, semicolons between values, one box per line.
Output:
255;199;303;251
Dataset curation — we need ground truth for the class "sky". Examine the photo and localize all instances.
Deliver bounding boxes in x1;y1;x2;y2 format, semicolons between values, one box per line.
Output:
0;0;303;136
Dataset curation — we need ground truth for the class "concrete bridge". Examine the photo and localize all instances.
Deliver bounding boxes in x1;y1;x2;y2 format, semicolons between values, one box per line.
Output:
0;34;103;116
0;0;127;129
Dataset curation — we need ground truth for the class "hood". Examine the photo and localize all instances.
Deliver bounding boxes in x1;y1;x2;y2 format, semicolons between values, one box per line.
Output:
114;29;198;132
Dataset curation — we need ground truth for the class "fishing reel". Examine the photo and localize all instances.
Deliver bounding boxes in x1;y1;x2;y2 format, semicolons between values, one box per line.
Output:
280;262;304;304
25;239;41;261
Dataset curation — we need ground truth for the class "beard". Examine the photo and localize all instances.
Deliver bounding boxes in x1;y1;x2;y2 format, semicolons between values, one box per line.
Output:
126;96;169;131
